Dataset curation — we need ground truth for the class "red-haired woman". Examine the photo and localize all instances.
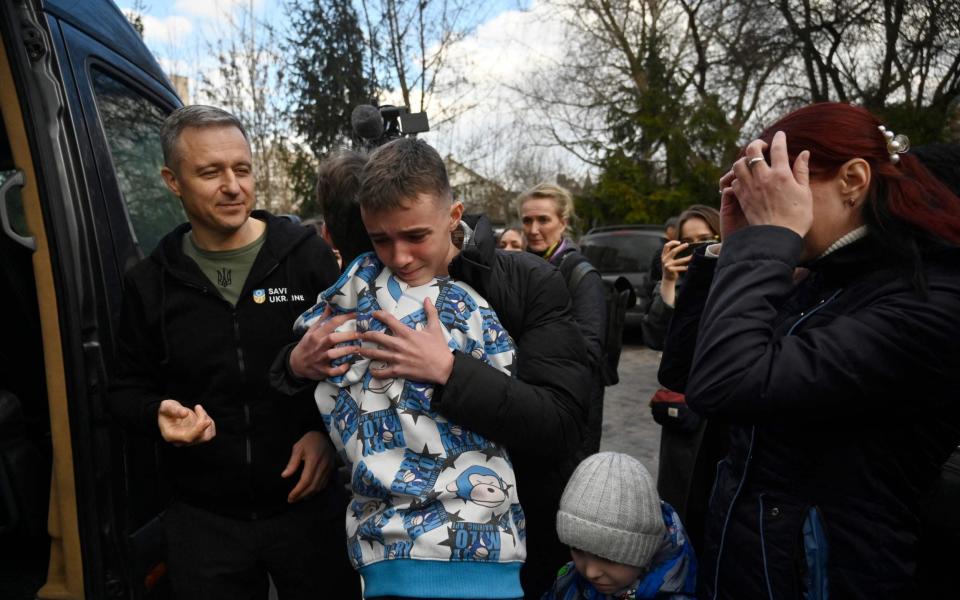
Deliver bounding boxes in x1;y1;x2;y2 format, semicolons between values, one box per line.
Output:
658;102;960;599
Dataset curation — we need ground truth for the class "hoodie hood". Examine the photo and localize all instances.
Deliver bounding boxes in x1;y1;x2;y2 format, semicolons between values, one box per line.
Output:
150;210;314;282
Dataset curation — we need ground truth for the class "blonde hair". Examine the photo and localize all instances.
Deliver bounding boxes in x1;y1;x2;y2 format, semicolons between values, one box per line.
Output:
517;183;576;224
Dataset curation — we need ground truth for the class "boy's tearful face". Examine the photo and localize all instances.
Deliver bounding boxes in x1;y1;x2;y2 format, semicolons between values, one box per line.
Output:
570;548;644;596
362;193;464;287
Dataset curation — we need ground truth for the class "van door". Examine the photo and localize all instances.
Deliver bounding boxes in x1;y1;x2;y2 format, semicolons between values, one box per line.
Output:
58;21;185;600
0;17;89;600
1;1;182;598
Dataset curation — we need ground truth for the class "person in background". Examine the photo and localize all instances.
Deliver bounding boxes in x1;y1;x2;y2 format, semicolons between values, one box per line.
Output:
660;102;960;599
641;205;720;350
911;141;960;598
497;225;525;252
519;183;607;455
664;217;679;243
542;452;696;600
311;149;376;268
270;150;375;396
643;205;724;558
648;216;679;287
301;216;341;267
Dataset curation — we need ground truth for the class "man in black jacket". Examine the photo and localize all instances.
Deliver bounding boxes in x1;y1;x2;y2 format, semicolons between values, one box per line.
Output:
108;106;358;600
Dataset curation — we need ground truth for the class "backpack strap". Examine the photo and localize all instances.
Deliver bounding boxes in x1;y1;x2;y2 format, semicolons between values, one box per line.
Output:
560;252;599;293
568;260;598;292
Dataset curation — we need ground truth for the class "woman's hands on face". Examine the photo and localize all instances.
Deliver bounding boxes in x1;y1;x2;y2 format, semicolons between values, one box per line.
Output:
729;131;813;238
661;240;692;282
719;169;749;240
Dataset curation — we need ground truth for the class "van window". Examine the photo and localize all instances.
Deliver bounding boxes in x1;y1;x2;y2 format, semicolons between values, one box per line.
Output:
90;68;183;253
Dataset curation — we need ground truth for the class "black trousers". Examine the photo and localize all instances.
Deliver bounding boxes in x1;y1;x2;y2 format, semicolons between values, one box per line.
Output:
163;491;360;600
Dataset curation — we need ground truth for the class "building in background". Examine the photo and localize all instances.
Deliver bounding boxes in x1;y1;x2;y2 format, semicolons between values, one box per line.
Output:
169;74;189;104
445;156;514;227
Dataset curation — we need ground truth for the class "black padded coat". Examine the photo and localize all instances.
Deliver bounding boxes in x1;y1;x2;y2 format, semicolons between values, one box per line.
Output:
444;215;591;597
660;225;960;600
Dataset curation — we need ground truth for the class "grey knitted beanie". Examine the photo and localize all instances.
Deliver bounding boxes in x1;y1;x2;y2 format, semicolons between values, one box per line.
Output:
556;452;664;568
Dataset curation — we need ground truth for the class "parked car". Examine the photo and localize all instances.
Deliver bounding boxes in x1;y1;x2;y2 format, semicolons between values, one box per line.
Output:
0;1;183;598
579;225;666;327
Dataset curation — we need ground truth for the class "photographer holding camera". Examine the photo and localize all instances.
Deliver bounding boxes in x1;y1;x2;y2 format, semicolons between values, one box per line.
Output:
642;205;720;351
644;204;722;557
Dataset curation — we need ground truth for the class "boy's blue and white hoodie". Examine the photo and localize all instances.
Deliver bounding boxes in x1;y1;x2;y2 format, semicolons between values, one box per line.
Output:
296;252;526;599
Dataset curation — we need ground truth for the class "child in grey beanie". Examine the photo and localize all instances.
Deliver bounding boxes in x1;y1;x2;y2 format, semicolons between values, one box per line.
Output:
542;452;697;599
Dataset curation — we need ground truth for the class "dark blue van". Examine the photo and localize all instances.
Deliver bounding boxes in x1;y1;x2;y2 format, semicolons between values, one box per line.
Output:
1;1;183;597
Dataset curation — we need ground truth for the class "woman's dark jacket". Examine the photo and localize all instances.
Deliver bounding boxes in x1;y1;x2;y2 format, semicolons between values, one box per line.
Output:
445;215;592;596
109;212;341;518
659;225;960;600
549;241;606;370
651;273;728;555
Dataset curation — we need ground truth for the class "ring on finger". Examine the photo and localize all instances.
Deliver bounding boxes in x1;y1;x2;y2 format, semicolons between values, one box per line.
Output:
746;156;765;171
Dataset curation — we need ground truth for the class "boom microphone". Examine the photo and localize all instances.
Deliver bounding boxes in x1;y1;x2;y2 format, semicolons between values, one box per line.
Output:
351;104;384;140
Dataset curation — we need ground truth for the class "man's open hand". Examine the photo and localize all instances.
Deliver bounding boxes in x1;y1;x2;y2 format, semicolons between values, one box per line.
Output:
158;399;216;446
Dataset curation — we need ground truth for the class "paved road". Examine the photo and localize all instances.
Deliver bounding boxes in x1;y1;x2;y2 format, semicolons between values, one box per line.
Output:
598;331;663;480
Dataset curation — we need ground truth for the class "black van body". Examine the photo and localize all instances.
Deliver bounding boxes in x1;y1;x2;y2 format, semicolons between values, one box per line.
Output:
1;1;183;598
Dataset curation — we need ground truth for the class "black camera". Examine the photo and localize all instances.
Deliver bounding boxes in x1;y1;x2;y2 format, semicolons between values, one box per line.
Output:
350;104;430;151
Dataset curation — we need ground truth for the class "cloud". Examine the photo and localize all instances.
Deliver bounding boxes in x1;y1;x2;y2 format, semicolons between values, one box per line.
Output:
139;14;194;45
172;0;265;20
446;2;568;87
416;1;587;179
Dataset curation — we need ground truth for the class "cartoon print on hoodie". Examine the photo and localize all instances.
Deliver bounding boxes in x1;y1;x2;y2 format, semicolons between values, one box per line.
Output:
391;447;444;497
403;500;453;540
330;389;359;446
395;380;437;422
446;465;511;509
435;281;479;335
441;521;501;562
301;252;525;584
436;421;492;456
358;408;405;456
480;306;514;355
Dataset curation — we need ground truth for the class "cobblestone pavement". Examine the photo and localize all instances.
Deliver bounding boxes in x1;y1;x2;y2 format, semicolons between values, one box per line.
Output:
598;331;663;480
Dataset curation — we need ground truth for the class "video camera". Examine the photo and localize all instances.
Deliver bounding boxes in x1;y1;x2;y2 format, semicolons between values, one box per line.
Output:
350;104;430;151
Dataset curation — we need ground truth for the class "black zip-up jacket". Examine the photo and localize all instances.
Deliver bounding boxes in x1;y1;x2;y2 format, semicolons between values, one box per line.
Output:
660;226;960;599
443;215;591;597
109;211;340;519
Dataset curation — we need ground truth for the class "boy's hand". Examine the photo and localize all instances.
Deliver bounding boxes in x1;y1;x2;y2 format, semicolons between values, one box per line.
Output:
359;298;454;385
289;307;361;380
